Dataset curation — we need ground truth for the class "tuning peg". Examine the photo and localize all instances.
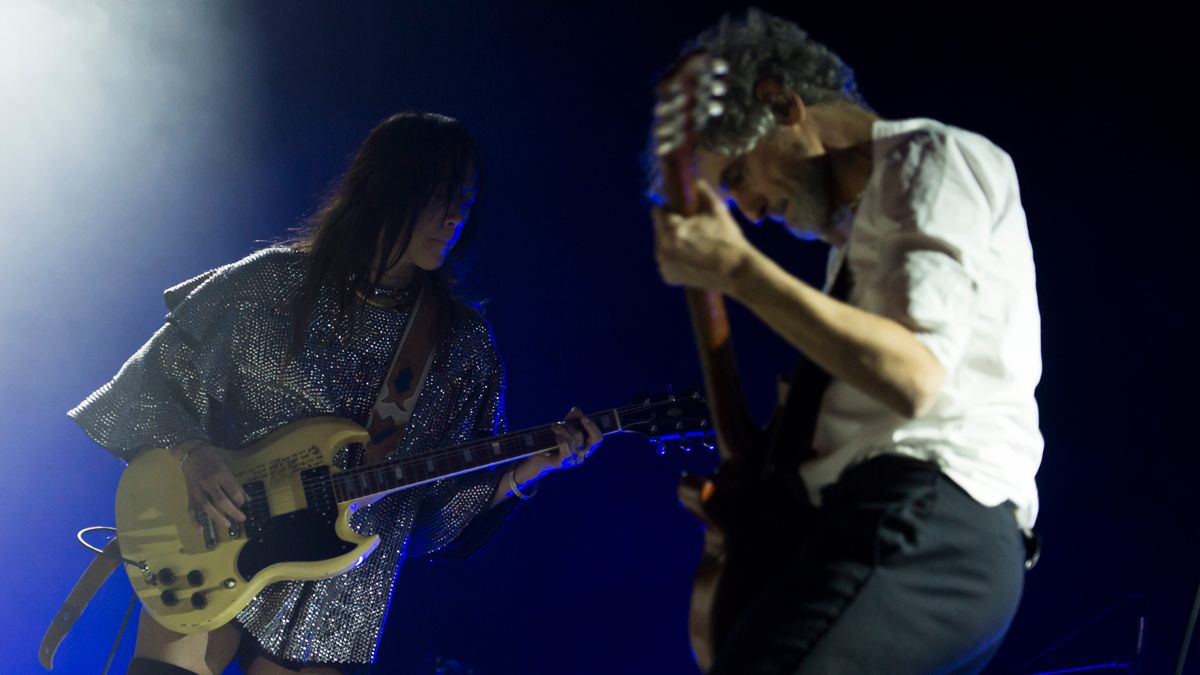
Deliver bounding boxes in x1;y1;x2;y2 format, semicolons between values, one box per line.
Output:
702;439;716;452
707;101;725;118
654;95;685;118
711;59;729;76
711;81;727;97
656;441;668;456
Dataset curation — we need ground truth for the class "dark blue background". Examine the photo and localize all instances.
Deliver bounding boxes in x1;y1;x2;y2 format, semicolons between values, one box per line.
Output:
2;1;1195;673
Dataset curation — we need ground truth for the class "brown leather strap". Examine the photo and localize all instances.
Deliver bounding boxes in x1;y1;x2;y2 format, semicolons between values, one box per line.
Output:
363;285;440;466
40;538;124;670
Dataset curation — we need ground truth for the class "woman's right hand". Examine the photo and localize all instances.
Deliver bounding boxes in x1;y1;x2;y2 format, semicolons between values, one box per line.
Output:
171;440;248;530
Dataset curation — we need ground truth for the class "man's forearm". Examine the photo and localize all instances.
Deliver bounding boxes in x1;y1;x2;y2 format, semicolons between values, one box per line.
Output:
728;249;945;418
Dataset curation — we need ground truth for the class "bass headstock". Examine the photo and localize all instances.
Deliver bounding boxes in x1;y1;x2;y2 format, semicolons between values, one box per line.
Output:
653;53;728;213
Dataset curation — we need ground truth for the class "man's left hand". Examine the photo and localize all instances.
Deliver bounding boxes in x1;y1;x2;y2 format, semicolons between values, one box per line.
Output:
653;179;757;295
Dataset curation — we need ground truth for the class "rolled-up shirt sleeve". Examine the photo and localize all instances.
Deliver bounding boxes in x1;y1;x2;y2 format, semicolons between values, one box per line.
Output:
873;131;993;372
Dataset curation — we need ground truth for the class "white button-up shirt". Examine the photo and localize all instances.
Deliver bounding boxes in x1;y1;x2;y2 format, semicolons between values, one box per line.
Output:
802;118;1043;529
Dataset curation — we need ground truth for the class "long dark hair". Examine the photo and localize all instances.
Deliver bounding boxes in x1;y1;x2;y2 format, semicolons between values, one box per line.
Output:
290;112;481;348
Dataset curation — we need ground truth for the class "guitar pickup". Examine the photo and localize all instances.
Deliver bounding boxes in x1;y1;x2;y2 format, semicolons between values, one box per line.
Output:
243;480;269;538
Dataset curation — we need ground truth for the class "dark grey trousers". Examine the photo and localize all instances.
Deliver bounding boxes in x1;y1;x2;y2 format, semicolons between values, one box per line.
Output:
709;455;1028;675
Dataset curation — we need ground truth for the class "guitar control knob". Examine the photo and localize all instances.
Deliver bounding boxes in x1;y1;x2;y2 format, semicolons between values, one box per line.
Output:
160;590;179;607
190;592;208;610
222;578;237;589
157;568;176;586
187;570;205;587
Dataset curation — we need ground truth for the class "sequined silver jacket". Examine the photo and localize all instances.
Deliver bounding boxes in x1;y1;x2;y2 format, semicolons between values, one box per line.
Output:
70;247;507;665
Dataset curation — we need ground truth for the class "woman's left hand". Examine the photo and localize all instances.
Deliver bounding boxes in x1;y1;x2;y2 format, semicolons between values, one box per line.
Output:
529;406;603;478
496;407;602;504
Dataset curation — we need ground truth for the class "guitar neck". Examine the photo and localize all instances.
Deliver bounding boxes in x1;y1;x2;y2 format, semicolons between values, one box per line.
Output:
656;91;754;464
683;288;752;463
330;409;623;502
655;51;752;674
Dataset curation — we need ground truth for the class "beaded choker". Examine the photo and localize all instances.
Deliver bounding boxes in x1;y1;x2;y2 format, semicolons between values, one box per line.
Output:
356;284;415;309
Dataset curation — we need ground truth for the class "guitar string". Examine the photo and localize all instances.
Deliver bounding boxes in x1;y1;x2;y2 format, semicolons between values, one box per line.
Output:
222;399;708;522
305;399;708;495
335;399;711;479
229;400;708;528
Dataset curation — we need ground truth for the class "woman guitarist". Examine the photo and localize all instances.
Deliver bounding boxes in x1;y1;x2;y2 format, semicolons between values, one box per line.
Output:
71;112;601;675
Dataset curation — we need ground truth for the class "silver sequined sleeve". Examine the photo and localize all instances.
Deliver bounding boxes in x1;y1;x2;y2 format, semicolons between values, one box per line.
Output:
68;271;242;461
407;323;508;558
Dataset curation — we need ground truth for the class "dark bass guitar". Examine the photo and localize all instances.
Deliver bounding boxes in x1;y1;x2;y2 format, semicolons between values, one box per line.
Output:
654;55;816;672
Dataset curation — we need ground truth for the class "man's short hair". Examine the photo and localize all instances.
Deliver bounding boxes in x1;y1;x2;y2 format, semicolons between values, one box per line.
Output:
684;9;870;156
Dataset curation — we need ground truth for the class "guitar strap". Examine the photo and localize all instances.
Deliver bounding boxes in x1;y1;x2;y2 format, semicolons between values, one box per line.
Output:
362;283;440;466
40;284;441;668
764;250;854;476
38;267;223;669
39;538;123;670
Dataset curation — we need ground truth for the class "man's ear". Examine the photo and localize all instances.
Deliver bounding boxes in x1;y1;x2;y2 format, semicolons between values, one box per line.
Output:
754;79;806;126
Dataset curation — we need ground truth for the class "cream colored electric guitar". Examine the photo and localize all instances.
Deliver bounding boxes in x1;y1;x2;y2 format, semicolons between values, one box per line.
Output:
115;392;710;634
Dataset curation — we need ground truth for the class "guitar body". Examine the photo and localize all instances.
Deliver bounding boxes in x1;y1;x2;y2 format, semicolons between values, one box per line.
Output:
680;465;811;663
115;417;377;634
114;396;710;636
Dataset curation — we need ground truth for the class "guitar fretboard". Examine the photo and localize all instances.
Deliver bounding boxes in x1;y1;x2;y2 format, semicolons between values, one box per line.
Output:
329;409;623;502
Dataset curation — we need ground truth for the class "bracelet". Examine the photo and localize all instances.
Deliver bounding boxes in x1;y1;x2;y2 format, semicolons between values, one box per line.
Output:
508;467;537;500
178;441;202;471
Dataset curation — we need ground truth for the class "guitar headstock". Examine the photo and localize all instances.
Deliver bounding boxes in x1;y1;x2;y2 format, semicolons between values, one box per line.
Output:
653;53;728;213
618;390;714;455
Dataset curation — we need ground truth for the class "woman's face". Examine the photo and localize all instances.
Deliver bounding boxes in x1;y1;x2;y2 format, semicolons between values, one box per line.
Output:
395;179;476;273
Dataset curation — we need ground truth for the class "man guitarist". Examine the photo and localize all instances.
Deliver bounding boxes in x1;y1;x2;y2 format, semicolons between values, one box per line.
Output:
653;11;1042;674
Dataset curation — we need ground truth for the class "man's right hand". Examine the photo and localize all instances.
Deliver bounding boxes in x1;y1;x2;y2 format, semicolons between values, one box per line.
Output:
171;440;248;530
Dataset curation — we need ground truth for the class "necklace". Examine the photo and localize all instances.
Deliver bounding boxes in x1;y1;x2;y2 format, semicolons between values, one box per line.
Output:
357;284;414;309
